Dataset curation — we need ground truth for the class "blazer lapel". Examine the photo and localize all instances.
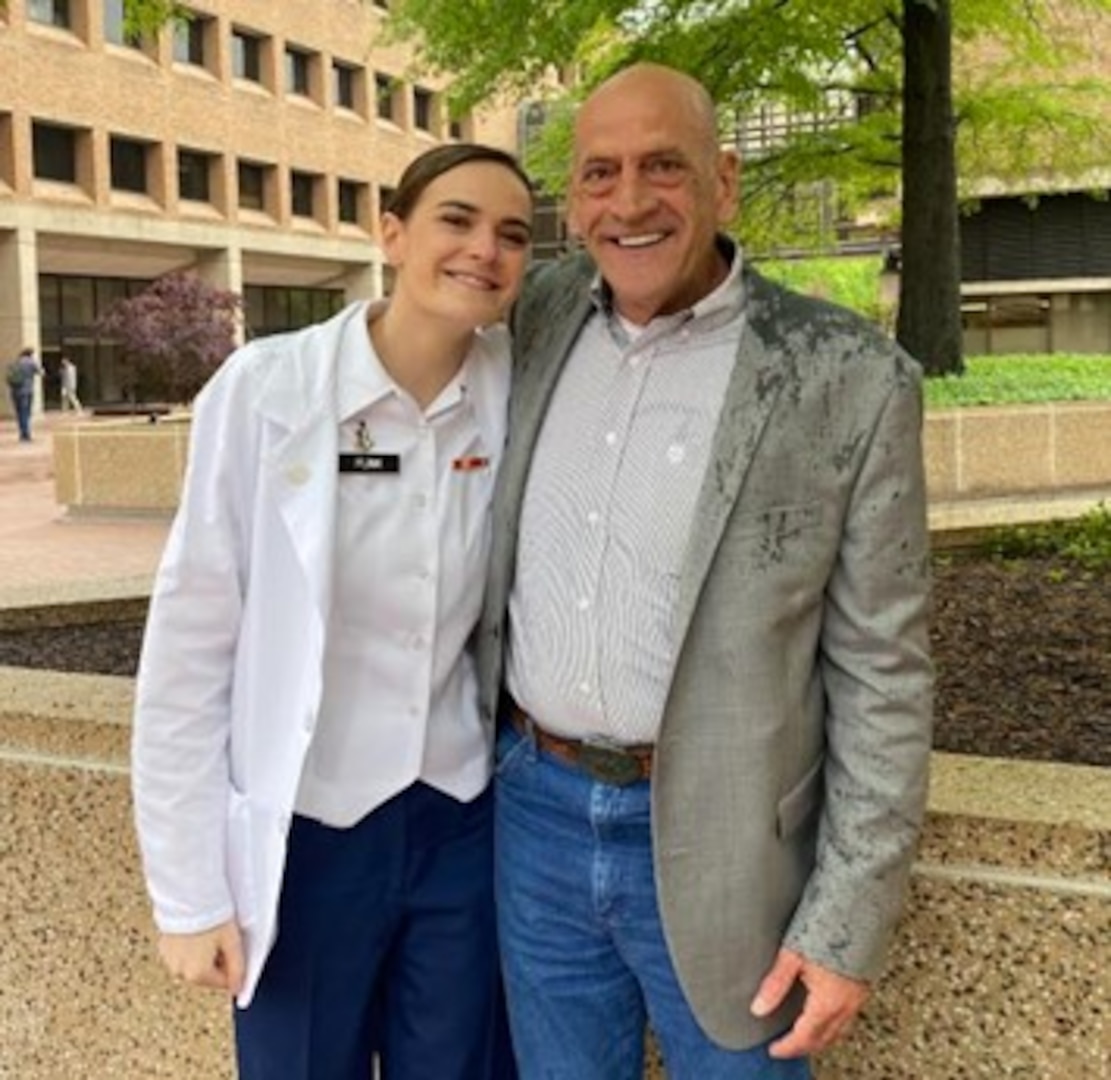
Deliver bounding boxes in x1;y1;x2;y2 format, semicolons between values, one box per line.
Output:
489;279;594;612
672;273;788;648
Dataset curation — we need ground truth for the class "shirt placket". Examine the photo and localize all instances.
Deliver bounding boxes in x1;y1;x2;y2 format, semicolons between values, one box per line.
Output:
404;415;438;731
581;338;654;719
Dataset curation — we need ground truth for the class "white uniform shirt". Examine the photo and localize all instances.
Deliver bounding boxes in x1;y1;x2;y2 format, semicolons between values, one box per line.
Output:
295;307;507;825
506;248;746;744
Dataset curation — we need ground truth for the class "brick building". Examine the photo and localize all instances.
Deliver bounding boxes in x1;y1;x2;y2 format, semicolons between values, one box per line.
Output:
0;0;517;409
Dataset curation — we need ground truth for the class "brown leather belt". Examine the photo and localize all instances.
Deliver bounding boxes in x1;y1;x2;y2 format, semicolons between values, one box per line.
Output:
509;703;654;786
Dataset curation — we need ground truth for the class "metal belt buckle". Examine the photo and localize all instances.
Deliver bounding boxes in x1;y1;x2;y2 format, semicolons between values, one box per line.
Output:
580;738;643;787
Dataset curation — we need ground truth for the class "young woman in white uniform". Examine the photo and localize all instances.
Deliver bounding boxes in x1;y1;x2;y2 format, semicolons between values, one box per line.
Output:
131;143;533;1079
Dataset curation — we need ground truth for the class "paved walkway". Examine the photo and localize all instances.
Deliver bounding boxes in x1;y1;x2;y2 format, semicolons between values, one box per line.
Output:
0;413;170;607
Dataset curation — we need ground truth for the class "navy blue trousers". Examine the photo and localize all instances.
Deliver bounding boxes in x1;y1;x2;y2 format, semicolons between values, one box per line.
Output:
235;782;515;1080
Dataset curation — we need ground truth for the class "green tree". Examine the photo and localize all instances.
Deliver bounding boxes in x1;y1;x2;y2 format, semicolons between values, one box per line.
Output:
386;0;1111;376
899;0;961;373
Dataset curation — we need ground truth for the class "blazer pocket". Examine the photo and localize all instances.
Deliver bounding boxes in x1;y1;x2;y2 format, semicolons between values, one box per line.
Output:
776;754;824;839
730;501;824;539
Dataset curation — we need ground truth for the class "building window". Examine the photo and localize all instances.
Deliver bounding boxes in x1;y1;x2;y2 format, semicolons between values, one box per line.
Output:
110;136;147;193
103;0;141;46
41;274;155;408
28;0;70;28
238;160;268;211
333;61;357;110
245;286;344;339
285;46;311;96
173;12;208;67
290;171;315;218
449;118;464;140
373;0;389;9
375;74;394;121
337;179;364;225
413;87;434;132
379;184;396;216
178;148;212;202
231;28;263;82
32;122;77;182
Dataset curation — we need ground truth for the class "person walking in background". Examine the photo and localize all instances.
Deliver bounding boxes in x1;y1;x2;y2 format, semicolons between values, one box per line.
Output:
480;63;934;1079
6;346;42;441
132;143;533;1080
59;355;82;412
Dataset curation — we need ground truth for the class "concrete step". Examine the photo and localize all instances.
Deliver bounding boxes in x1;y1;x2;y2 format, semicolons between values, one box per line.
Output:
0;666;132;769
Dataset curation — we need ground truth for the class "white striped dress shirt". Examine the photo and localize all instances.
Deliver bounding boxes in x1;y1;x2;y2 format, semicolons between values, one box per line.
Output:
506;248;747;744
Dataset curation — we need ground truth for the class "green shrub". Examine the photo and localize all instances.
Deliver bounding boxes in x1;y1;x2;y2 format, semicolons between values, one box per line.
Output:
925;354;1111;408
757;255;886;323
981;502;1111;569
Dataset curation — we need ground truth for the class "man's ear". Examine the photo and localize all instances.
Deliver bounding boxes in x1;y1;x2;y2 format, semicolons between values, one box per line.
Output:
716;150;740;225
564;186;584;242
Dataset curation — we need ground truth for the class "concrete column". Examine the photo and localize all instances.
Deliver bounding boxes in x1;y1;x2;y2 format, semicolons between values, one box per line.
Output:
194;245;246;344
339;258;381;302
0;225;41;420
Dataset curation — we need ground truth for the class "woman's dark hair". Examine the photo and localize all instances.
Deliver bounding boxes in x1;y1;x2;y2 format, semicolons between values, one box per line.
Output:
385;143;533;221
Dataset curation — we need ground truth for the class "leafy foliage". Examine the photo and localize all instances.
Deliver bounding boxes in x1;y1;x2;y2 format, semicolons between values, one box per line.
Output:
925;353;1111;407
388;0;1111;251
981;502;1111;568
96;272;241;404
756;254;887;323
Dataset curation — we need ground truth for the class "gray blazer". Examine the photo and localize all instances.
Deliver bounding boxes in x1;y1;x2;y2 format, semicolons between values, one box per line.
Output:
477;252;934;1049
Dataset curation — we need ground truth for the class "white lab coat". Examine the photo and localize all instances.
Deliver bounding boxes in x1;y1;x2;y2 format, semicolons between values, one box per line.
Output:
131;302;509;1006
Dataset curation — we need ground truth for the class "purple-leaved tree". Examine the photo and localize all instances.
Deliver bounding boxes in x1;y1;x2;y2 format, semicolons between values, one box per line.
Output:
97;272;241;405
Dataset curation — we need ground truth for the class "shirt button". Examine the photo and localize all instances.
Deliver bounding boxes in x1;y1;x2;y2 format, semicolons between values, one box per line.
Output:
604;431;618;447
586;511;600;526
413;493;428;509
577;596;591;611
578;680;591;695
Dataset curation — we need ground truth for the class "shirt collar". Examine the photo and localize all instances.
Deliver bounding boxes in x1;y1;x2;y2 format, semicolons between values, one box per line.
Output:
336;299;472;422
588;235;745;333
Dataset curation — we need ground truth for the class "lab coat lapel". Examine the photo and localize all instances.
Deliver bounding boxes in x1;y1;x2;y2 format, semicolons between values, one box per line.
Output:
255;305;367;625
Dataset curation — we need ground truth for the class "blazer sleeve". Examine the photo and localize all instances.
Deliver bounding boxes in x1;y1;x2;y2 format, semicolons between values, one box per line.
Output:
783;349;935;981
131;354;260;934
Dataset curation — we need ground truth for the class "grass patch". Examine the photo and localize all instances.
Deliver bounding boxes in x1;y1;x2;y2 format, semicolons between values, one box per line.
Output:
757;255;886;323
926;354;1111;408
978;502;1111;569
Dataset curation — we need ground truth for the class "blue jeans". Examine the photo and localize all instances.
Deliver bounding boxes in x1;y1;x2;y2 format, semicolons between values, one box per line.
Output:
10;389;32;440
495;724;810;1080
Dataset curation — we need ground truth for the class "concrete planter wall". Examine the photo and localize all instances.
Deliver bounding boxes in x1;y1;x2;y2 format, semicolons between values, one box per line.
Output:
2;671;1106;1078
51;403;1111;516
52;415;191;515
925;401;1111;501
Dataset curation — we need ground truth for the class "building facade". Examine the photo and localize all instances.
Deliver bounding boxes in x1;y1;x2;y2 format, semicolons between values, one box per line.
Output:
0;0;517;409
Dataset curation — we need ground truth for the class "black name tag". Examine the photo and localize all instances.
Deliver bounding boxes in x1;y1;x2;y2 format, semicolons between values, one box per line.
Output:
338;453;401;474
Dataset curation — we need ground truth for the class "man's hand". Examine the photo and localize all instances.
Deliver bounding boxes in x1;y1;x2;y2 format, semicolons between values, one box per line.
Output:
750;947;869;1058
157;920;245;996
